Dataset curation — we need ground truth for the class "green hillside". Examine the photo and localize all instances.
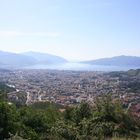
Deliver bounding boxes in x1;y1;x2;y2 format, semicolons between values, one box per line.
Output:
0;95;140;140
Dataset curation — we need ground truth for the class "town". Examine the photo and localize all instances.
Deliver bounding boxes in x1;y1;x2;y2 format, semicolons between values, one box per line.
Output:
0;69;139;114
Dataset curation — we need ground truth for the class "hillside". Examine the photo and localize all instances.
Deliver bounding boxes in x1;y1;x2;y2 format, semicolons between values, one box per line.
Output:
0;95;140;140
82;55;140;66
22;51;67;64
0;51;37;68
0;51;67;68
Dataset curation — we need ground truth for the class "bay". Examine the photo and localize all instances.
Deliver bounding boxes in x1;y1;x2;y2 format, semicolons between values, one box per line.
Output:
23;62;140;71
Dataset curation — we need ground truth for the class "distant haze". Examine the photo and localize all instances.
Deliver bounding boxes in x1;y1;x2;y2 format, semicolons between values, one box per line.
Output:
0;0;140;60
0;51;140;71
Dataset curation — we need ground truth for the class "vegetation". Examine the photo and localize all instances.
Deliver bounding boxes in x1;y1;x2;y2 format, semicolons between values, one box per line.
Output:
0;94;140;140
0;82;15;101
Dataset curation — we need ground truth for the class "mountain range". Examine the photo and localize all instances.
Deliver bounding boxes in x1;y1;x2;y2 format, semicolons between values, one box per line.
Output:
0;51;140;69
22;51;67;64
82;55;140;67
0;51;67;68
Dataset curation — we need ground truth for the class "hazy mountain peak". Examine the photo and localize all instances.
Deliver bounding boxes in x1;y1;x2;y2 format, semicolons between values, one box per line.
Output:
0;51;68;68
22;51;68;64
82;55;140;66
0;50;37;68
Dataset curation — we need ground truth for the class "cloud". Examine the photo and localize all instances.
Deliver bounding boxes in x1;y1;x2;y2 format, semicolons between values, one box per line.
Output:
0;31;62;38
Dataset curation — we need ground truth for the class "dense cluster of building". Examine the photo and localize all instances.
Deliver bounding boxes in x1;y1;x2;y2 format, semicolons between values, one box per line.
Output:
0;69;140;115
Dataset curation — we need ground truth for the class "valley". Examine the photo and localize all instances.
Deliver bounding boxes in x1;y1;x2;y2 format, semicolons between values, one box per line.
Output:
0;69;140;116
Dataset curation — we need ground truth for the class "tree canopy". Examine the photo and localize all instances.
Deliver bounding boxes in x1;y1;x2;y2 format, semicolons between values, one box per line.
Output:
0;95;140;140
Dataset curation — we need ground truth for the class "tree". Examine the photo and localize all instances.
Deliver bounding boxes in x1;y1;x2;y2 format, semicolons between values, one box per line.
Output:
0;102;19;140
73;102;92;124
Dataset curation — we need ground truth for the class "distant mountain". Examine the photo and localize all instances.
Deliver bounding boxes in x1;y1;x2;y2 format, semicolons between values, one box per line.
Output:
22;51;68;64
0;68;11;73
82;56;140;66
0;51;67;68
0;51;36;68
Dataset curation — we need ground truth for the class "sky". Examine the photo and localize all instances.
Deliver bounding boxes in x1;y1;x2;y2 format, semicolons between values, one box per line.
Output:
0;0;140;61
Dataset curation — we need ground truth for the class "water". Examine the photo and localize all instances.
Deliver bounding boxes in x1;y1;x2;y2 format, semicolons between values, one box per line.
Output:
23;62;140;71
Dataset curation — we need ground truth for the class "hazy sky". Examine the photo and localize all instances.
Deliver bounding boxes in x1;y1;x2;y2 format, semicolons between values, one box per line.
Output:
0;0;140;60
